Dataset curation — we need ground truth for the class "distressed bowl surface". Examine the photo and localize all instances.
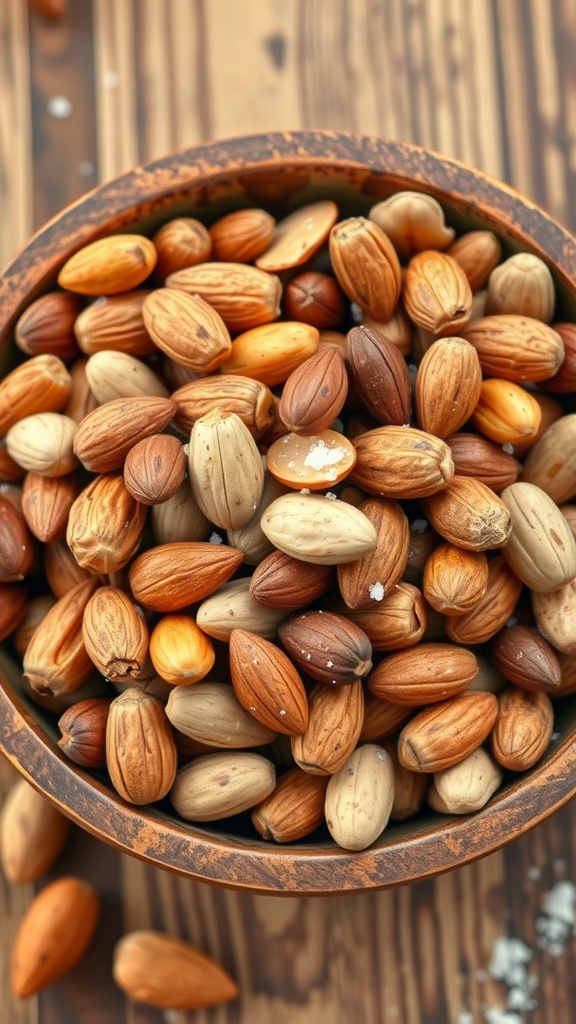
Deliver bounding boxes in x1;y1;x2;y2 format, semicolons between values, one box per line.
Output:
1;131;575;895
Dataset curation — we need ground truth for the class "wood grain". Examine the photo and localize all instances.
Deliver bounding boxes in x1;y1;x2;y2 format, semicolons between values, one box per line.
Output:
2;3;576;1023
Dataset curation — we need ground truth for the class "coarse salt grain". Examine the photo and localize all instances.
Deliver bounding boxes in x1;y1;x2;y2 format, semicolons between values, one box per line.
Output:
303;438;347;471
209;532;223;544
368;581;384;601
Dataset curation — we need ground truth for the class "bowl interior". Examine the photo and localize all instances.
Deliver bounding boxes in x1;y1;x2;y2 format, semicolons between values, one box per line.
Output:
1;132;575;894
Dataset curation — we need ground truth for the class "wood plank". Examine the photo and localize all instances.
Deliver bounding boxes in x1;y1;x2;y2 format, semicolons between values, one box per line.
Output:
0;0;33;268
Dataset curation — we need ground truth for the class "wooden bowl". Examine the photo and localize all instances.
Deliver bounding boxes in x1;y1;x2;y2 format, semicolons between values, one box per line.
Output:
1;132;575;895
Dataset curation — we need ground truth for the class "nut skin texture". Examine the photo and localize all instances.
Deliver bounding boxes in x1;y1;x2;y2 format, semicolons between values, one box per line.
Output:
499;481;576;592
368;643;478;705
329;217;402;322
172;375;275;438
166;682;277;748
351;426;454;500
430;747;503;814
445;433;519;493
0;497;35;581
169;750;276;821
153;217;212;280
490;625;561;693
74;291;157;358
278;610;373;687
461;314;564;382
252;768;330;842
15;291;83;361
11;877;99;998
368;191;455;259
491;687;554;772
0;777;71;883
188;410;265;531
112;930;239;1011
423;543;489;615
57;235;157;296
421;476;513;551
128;541;244;612
531;578;576;654
209;208;275;264
346;325;412;427
196;577;288;642
337;497;410;610
57;696;113;767
149;614;215;685
123;434;187;505
471;378;542;446
73;396;177;473
445;556;523;646
446;230;503;292
403;250;473;337
256;201;338;272
397;692;498;772
260;492;378;565
415;337;482;438
167;261;281;333
23;578;99;697
21;471;79;543
67;473;147;574
544;322;576;392
220;321;319;387
142;289;232;371
279;347;348;435
106;689;177;805
229;629;309;736
291;679;364;775
359;691;413;743
485;253;555;323
344;580;427;652
249;550;334;611
324;744;395;851
82;586;149;682
0;353;72;435
520;413;576;504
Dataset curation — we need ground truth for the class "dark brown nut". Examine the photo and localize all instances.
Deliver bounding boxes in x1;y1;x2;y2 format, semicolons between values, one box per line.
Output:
283;271;346;329
123;434;187;506
444;556;523;646
58;697;113;767
337;497;410;610
278;610;373;686
368;643;478;705
346;325;412;427
249;550;334;611
15;291;83;361
445;433;520;493
490;686;554;772
278;347;348;435
490;625;562;693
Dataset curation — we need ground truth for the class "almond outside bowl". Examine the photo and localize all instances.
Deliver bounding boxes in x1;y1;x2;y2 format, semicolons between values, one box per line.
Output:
0;131;575;895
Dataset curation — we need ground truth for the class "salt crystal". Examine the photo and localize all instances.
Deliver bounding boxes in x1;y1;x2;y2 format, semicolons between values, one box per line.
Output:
410;518;428;534
303;438;346;471
350;303;363;324
551;732;560;741
325;491;338;500
209;532;223;544
458;1013;473;1024
279;709;286;716
300;488;311;495
326;660;333;668
368;581;384;601
502;443;514;454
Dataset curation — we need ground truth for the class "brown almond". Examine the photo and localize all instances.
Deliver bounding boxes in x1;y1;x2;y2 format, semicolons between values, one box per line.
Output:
423;542;489;615
421;476;512;550
82;585;149;682
397;692;498;772
142;288;232;371
544;322;576;393
220;321;319;387
359;691;413;742
0;496;35;581
445;556;523;646
129;541;244;612
57;696;112;767
415;337;482;438
279;347;348;435
291;679;364;775
123;434;187;505
167;262;281;332
461;314;564;381
74;291;157;357
0;354;72;436
0;777;71;884
11;877;99;998
491;686;554;771
153;217;212;280
368;642;478;705
106;688;177;804
21;471;79;543
329;217;402;322
22;579;99;697
445;433;520;493
15;291;83;361
278;610;372;687
351;425;454;499
249;549;334;611
172;375;275;438
446;231;502;292
58;234;157;295
403;250;473;337
252;767;329;842
337;496;410;610
73;396;176;473
0;581;29;641
490;624;561;693
344;580;427;651
67;474;147;574
346;324;412;426
210;208;276;263
229;629;308;735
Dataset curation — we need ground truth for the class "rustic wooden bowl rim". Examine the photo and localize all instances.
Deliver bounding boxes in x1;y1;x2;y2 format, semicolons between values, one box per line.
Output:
1;131;575;895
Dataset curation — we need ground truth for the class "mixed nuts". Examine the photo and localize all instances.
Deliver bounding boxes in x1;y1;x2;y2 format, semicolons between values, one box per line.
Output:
1;189;575;867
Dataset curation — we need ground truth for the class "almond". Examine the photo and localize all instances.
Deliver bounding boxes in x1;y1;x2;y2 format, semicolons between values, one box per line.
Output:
445;433;519;493
385;741;428;821
446;231;502;292
74;291;157;357
67;473;147;573
15;291;83;361
345;325;412;426
461;314;564;381
165;682;277;748
149;614;215;685
112;930;238;1010
188;409;265;530
490;625;562;693
423;542;489;615
415;336;482;438
58;234;157;295
403;250;473;337
251;767;329;842
0;582;29;641
249;549;334;610
123;433;187;505
278;610;372;686
368;642;478;705
229;628;308;735
151;479;209;545
11;877;99;997
196;577;288;641
0;496;35;581
82;585;149;682
172;375;275;438
499;481;576;592
544;322;576;392
85;350;169;403
397;691;498;772
291;679;364;775
73;395;176;473
324;744;395;851
531;578;576;654
219;321;319;387
6;412;78;476
128;541;244;612
167;261;281;332
260;492;377;565
279;347;348;435
21;470;79;543
520;413;576;503
0;777;71;884
337;496;410;609
210;207;276;263
421;476;513;550
351;425;454;499
485;253;555;322
256;200;338;272
359;691;413;742
57;697;112;767
0;354;72;436
329;217;402;322
170;750;276;820
153;217;212;279
23;578;99;697
344;580;427;651
491;686;554;771
142;288;232;371
471;378;542;446
106;688;177;804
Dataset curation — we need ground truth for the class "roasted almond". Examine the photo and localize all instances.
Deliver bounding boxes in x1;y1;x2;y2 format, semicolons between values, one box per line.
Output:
446;231;502;292
490;624;562;693
167;261;281;332
58;234;157;295
337;496;410;609
444;555;522;646
368;642;478;705
21;470;79;543
491;686;554;772
210;207;276;263
219;321;319;387
129;541;243;612
343;580;427;651
74;291;157;357
471;378;542;446
252;767;329;842
421;476;513;550
82;585;149;682
57;696;112;767
415;336;482;438
142;288;232;371
73;395;176;473
278;347;348;435
461;314;564;382
278;610;372;686
346;325;412;427
67;474;147;574
123;434;187;505
249;549;334;610
329;217;402;322
106;688;177;804
15;291;83;361
0;496;35;581
291;678;364;775
397;691;498;772
445;433;519;493
22;578;98;697
423;542;489;615
172;375;275;438
351;425;454;499
403;250;473;337
153;216;212;279
229;628;309;735
0;354;72;436
256;200;338;272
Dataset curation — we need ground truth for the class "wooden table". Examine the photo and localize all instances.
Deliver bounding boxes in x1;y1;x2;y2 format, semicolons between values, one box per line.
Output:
1;2;576;1021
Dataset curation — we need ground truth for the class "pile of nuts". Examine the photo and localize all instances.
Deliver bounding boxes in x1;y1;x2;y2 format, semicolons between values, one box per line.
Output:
1;189;576;853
